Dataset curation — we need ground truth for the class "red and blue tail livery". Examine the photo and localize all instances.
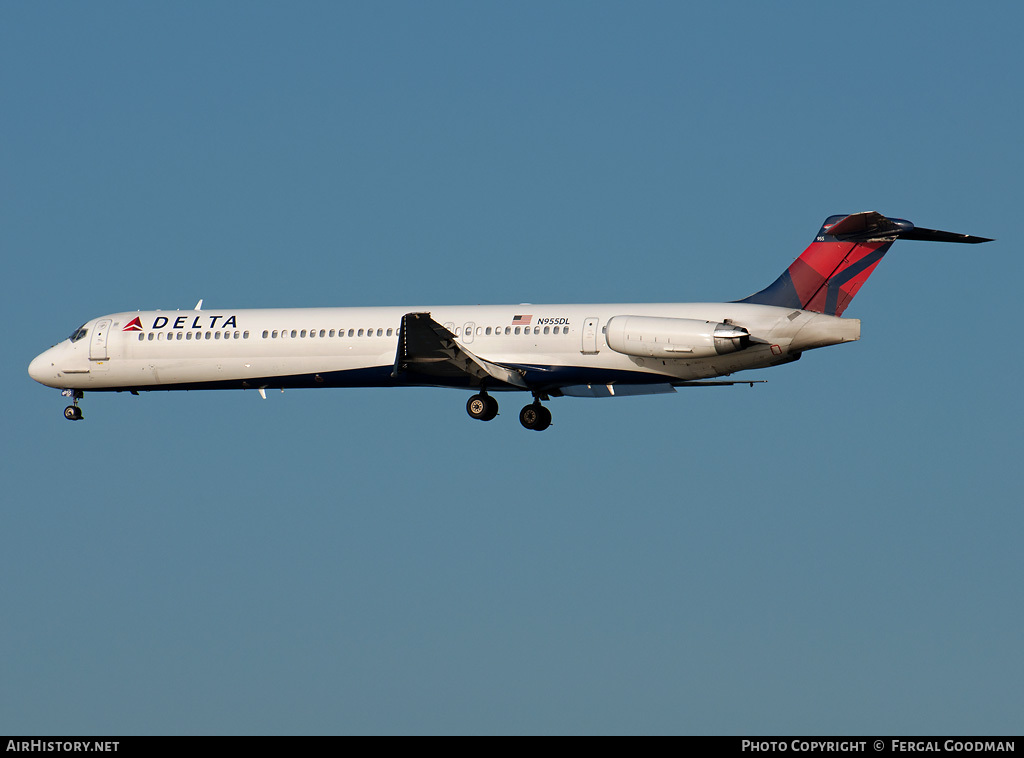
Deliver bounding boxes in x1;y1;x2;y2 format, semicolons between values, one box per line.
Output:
739;211;991;316
29;211;991;429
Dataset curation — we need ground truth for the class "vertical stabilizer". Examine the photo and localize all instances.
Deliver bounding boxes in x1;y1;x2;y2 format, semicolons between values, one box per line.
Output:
737;212;991;316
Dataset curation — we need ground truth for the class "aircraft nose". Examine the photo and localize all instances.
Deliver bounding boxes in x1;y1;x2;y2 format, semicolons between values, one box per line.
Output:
28;347;59;386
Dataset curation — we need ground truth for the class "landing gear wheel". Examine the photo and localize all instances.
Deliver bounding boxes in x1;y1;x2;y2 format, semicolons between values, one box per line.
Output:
64;405;82;421
467;393;498;421
519;403;551;431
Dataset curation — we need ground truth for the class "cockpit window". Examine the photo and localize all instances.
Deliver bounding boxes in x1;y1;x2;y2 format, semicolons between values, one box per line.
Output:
69;325;88;343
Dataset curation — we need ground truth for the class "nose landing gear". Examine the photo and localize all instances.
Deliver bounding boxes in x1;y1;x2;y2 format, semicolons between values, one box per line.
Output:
62;389;83;421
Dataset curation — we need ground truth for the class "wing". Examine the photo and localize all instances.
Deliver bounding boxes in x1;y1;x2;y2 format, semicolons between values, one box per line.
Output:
392;312;528;389
559;379;765;397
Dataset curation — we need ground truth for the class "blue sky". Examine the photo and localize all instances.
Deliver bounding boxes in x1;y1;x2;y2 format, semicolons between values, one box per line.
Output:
4;1;1022;735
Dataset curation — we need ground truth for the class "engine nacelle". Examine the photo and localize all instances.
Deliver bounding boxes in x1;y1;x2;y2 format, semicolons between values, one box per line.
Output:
605;316;750;359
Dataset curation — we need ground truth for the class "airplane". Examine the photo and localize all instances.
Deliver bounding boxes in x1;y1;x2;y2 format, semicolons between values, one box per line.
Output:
28;211;990;430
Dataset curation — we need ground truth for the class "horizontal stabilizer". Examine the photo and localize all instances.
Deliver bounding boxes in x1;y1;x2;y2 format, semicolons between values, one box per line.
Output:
825;211;992;244
895;226;992;244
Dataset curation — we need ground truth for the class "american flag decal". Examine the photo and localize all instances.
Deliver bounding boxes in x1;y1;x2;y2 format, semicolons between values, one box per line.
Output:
512;314;532;325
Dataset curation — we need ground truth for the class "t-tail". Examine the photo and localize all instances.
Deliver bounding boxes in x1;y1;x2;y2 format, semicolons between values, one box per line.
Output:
737;211;992;317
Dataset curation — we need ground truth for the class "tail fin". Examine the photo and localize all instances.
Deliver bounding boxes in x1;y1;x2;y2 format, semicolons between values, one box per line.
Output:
738;211;992;316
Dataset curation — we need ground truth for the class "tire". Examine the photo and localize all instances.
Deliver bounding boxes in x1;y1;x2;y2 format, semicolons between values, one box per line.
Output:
533;405;552;431
64;406;81;421
520;403;551;430
467;394;497;421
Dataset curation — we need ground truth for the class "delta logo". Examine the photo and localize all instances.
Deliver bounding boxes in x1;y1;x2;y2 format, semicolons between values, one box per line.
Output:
123;314;240;332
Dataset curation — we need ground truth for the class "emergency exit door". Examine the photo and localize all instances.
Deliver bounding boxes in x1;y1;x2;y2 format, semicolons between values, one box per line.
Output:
581;317;600;354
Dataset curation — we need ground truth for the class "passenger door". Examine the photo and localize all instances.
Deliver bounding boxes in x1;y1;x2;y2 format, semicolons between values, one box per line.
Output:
89;319;112;361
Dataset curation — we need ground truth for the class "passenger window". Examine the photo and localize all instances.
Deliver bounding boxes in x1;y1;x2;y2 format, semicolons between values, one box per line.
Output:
387;328;393;337
148;333;154;341
320;329;326;338
185;332;192;340
358;329;364;337
377;328;383;337
215;332;220;339
505;327;511;335
348;329;355;337
485;327;491;335
476;327;482;336
243;331;249;339
138;333;144;341
205;332;212;340
515;327;520;335
290;330;297;338
300;330;306;338
329;329;335;337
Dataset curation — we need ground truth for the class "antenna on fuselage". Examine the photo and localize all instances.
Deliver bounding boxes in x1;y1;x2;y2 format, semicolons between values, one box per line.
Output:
194;299;203;311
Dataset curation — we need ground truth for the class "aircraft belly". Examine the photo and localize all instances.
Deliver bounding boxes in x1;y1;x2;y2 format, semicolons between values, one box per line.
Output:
96;354;383;389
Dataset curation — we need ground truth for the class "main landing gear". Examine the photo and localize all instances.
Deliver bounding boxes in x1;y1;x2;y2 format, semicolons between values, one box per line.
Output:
62;389;83;421
518;401;551;431
465;391;553;431
466;392;499;421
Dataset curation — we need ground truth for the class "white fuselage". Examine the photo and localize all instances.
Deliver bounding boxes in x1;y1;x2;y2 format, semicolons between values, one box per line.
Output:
28;302;859;394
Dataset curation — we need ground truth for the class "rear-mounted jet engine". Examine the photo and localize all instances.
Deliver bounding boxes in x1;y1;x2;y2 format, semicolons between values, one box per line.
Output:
605;316;751;359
